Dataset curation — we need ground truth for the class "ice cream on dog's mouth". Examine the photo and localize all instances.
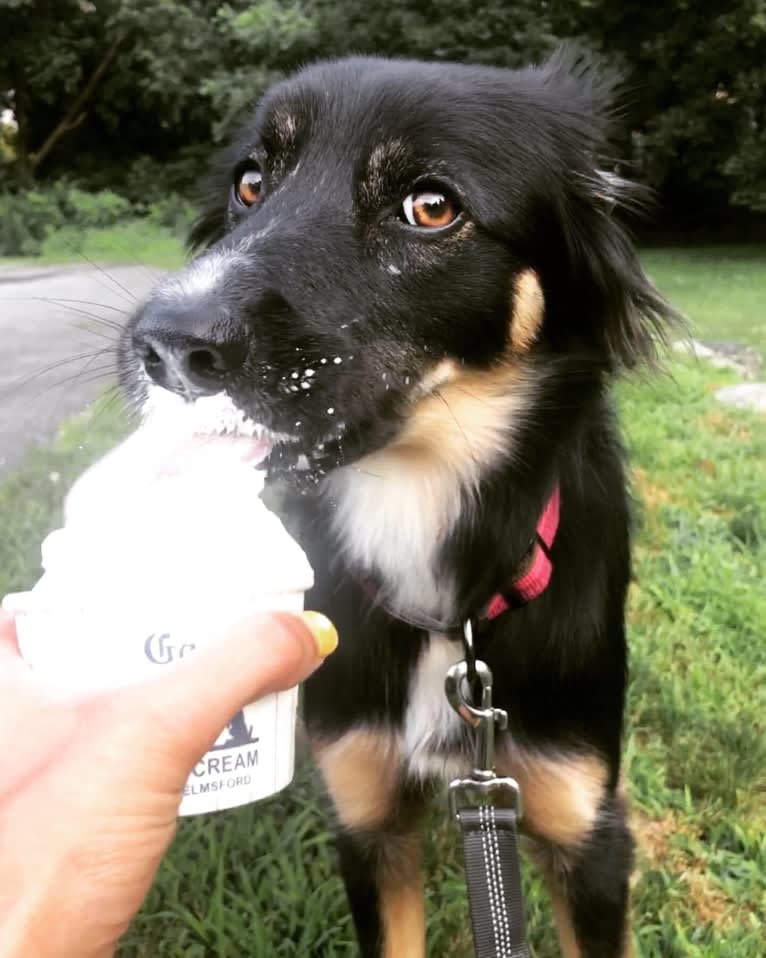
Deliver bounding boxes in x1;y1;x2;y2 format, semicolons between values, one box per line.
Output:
139;388;292;475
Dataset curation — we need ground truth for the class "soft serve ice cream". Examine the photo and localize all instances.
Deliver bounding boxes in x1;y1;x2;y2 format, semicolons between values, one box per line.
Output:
3;405;314;815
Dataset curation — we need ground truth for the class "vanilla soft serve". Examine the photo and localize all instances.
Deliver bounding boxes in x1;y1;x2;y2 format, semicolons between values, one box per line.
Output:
3;420;314;815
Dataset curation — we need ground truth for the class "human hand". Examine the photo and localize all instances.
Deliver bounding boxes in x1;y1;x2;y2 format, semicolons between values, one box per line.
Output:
0;608;336;958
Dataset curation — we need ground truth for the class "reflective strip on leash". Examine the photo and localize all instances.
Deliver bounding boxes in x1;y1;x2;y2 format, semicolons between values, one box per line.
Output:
457;805;528;958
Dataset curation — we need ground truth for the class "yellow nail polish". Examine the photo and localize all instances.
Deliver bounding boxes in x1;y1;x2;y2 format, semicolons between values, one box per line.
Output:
301;611;339;657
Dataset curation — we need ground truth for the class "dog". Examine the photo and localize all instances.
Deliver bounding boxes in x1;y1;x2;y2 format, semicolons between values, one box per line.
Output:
119;50;676;957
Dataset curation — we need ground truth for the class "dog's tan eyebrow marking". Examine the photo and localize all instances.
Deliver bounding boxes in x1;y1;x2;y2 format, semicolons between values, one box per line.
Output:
264;106;301;150
367;138;410;176
361;138;415;204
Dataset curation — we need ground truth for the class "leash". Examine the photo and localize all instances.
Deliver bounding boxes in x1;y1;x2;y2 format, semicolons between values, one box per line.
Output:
445;621;529;958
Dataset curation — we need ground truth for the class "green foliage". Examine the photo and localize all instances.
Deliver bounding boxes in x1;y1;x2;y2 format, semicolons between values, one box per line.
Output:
0;185;192;256
0;249;763;953
551;0;766;215
315;0;555;67
200;1;319;141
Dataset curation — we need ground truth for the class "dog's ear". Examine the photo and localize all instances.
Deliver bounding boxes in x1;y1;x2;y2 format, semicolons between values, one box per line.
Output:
535;48;680;368
556;173;677;368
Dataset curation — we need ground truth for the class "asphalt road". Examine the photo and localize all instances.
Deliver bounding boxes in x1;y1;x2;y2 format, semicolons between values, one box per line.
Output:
0;263;163;474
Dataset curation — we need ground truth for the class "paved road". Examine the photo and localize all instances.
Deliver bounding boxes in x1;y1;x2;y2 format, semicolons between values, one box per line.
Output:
0;264;163;473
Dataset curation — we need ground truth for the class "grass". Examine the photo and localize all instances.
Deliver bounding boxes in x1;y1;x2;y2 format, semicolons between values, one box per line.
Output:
642;245;766;355
0;220;186;271
0;245;764;956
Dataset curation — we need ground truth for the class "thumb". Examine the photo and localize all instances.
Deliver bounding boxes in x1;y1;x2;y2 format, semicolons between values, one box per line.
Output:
129;611;337;762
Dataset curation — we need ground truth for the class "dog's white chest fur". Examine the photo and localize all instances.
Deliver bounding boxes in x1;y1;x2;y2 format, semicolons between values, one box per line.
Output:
402;633;471;781
325;456;459;625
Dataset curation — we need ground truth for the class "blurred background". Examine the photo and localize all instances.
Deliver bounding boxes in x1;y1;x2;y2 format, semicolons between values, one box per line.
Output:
2;0;766;246
1;3;764;956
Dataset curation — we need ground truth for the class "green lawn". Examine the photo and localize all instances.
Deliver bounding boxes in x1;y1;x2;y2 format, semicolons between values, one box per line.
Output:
643;245;766;355
0;245;763;956
2;220;187;271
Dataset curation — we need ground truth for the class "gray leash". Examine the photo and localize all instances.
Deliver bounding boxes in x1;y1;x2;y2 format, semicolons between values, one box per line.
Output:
445;623;529;958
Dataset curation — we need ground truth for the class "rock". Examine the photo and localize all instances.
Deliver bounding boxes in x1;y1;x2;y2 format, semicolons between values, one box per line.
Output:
703;341;763;379
673;339;762;379
714;383;766;412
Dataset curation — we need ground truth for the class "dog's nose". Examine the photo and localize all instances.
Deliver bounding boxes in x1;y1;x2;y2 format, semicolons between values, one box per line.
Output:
132;302;248;397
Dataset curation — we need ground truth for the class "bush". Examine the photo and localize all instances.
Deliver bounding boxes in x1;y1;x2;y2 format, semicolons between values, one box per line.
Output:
0;185;194;257
0;186;68;256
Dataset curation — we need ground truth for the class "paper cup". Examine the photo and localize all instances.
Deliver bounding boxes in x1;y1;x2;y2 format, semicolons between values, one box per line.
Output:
6;588;306;816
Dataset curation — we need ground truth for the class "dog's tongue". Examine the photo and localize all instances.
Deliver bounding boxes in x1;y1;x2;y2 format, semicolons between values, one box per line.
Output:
161;432;273;475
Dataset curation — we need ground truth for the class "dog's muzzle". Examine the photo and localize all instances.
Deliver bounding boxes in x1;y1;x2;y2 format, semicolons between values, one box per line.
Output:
131;296;249;400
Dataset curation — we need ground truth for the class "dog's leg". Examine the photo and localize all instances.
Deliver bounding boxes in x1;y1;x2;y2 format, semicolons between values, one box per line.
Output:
313;728;426;958
499;747;633;958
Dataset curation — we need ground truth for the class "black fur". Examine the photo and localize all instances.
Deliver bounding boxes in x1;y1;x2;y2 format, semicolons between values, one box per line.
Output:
120;50;678;956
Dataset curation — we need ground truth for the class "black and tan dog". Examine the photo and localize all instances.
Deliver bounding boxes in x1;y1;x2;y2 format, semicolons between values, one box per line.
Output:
120;50;676;957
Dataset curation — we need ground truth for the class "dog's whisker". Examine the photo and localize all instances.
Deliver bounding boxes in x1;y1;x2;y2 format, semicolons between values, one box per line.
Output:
45;363;118;391
73;250;140;304
40;298;126;335
72;323;121;344
434;388;478;468
349;466;384;480
0;296;128;323
446;383;498;410
28;366;118;404
98;241;167;286
38;297;130;317
2;349;116;397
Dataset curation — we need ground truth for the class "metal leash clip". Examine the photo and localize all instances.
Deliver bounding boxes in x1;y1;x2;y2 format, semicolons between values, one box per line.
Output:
445;619;522;821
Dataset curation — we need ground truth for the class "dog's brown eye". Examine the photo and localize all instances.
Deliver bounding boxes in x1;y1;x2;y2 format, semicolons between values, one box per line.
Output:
401;187;459;229
236;167;263;207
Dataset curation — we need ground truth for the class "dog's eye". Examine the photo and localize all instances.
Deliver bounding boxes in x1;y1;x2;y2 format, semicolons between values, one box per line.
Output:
401;186;460;229
235;166;263;207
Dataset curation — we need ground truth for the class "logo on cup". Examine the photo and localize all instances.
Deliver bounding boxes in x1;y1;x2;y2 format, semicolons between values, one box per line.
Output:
144;632;195;664
212;709;260;751
144;633;257;753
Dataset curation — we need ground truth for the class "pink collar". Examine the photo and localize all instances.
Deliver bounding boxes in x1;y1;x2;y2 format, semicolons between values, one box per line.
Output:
359;484;560;631
481;484;560;621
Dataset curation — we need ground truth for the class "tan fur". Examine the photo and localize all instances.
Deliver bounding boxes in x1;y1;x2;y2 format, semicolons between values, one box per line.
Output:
326;353;536;622
549;888;583;958
313;727;403;831
396;360;531;479
498;747;608;848
378;834;425;958
510;269;545;353
526;775;635;958
314;728;425;957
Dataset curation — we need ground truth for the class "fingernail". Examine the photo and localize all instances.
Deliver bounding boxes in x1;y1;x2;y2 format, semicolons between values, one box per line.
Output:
301;611;339;657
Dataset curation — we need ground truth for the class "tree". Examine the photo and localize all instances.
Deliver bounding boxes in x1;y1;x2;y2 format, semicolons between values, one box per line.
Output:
315;0;555;68
0;0;318;195
550;0;766;217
